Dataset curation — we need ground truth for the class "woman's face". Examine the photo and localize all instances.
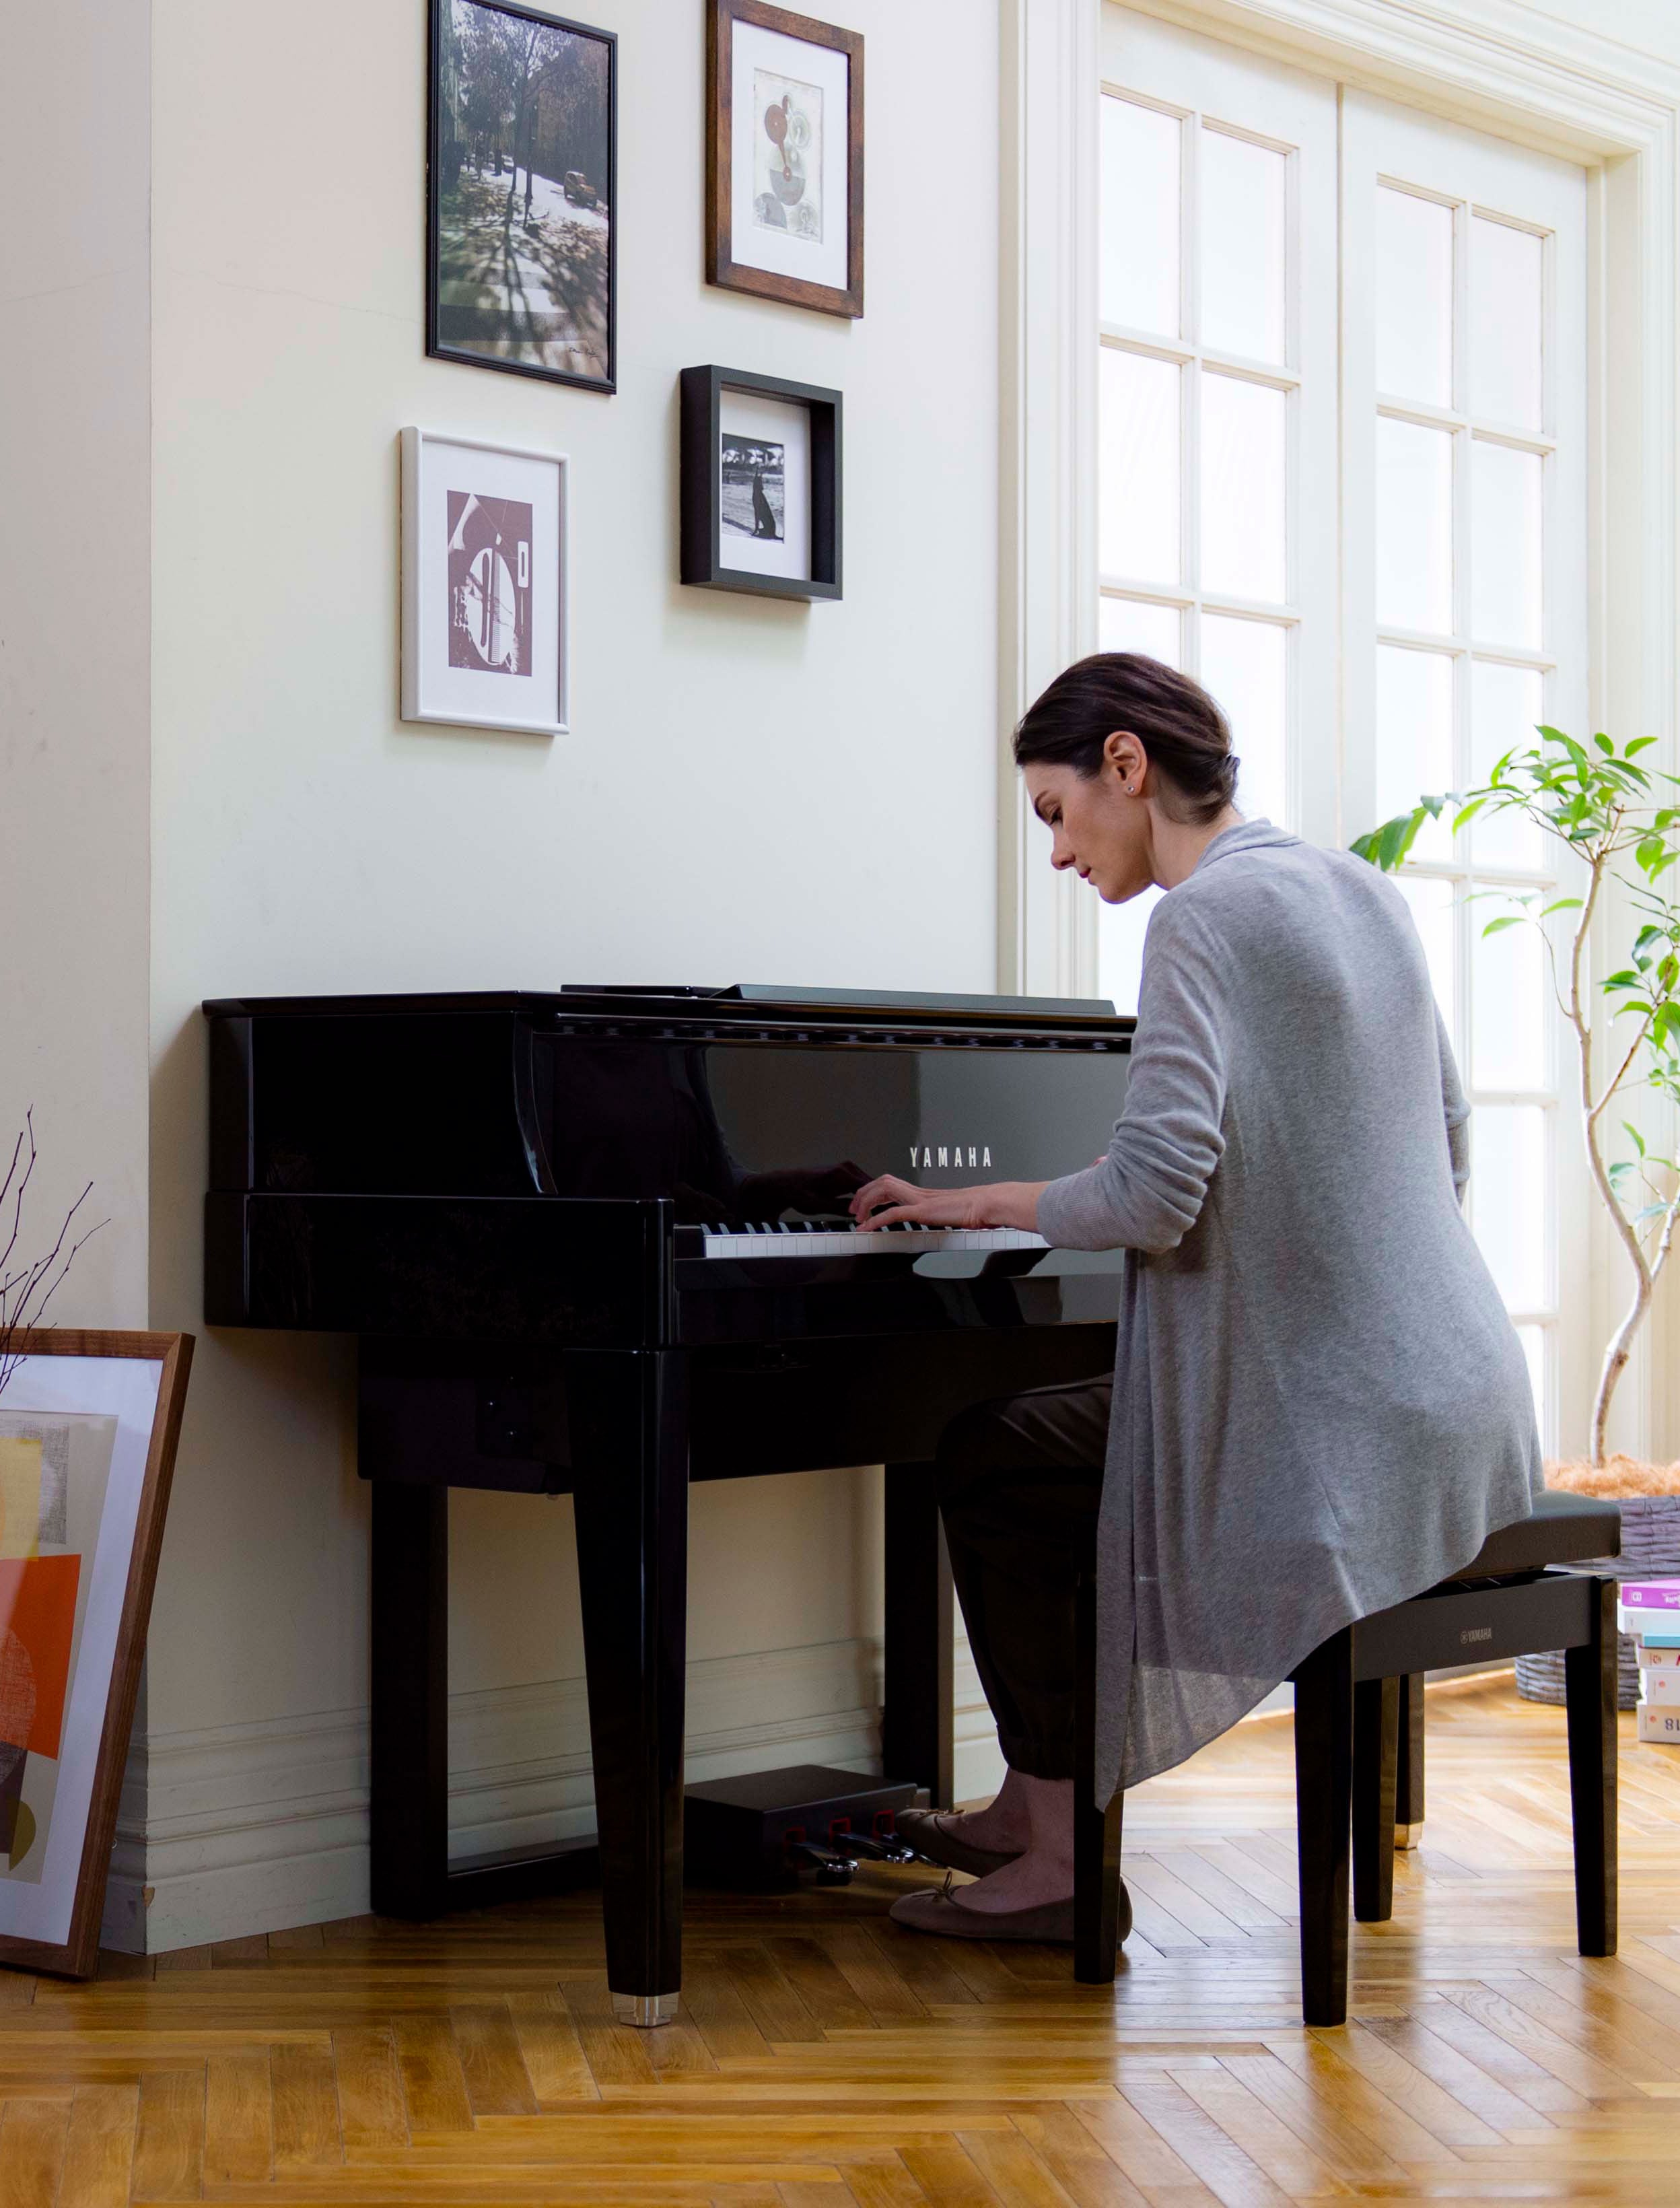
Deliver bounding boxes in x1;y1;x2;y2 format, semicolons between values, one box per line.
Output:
1024;741;1155;903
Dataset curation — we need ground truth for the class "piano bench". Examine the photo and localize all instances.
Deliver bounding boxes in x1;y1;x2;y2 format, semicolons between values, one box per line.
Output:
1073;1493;1623;2024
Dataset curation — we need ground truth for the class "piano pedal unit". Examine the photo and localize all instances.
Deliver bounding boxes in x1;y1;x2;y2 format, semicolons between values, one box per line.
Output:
685;1764;921;1890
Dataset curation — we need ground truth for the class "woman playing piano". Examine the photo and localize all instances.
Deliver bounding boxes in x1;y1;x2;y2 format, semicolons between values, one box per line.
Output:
849;652;1541;1943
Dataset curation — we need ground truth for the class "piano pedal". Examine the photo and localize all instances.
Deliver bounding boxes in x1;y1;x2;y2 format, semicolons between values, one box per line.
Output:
828;1820;916;1866
785;1838;855;1885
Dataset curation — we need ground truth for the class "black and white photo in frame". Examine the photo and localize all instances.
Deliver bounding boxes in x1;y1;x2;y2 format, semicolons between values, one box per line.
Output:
680;366;841;601
718;391;808;582
401;429;569;734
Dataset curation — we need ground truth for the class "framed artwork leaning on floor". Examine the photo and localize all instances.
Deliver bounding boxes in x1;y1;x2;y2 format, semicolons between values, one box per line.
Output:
427;0;617;392
401;427;571;735
0;1332;193;1979
707;0;864;319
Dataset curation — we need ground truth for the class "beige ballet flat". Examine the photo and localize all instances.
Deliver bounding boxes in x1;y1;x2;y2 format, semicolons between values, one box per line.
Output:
887;1883;1078;1944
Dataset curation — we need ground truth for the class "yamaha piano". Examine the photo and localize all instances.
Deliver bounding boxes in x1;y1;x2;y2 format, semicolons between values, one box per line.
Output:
203;985;1132;2022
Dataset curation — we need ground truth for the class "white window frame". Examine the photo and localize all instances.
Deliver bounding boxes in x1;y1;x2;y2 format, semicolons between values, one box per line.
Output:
1000;0;1680;1460
1096;28;1339;845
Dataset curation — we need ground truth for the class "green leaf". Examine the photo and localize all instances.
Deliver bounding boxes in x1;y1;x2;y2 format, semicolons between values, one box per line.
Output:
1452;796;1489;834
1629;737;1660;756
1623;1120;1648;1159
1539;898;1583;917
1481;915;1523;937
1596;733;1615;754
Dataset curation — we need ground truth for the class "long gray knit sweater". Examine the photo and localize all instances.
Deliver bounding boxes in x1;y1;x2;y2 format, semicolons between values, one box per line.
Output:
1036;819;1541;1801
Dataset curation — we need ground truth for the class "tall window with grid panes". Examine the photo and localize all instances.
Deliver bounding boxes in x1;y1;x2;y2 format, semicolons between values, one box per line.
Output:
1096;11;1587;1453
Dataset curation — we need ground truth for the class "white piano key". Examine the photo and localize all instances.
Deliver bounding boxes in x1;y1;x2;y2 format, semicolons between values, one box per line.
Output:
697;1225;1049;1260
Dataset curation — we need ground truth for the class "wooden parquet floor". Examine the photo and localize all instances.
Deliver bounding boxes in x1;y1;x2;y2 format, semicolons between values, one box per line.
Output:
3;1678;1680;2206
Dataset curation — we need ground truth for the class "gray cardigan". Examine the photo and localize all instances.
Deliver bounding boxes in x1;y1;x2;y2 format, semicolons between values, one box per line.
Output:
1037;820;1541;1800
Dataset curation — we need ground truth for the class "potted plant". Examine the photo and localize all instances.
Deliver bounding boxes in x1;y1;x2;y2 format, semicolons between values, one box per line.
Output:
1355;727;1680;1702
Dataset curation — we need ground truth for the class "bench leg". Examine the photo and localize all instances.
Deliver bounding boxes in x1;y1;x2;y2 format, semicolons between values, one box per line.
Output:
1352;1675;1399;1923
1294;1628;1354;2026
1564;1577;1617;1958
1073;1571;1126;1982
1394;1671;1426;1847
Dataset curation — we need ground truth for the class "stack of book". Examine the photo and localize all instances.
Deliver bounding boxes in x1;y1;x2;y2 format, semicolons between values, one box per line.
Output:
1617;1581;1680;1742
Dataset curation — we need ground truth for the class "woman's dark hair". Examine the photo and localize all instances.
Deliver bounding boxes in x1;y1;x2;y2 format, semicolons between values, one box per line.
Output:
1012;653;1238;824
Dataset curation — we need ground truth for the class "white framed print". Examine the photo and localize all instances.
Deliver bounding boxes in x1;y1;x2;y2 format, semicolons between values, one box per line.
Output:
400;428;570;735
706;2;863;319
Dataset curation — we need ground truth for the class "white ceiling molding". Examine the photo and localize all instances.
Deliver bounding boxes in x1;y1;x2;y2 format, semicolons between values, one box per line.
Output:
1121;0;1680;155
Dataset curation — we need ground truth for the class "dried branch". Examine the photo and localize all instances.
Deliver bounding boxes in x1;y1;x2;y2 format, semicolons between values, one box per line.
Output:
0;1114;107;1400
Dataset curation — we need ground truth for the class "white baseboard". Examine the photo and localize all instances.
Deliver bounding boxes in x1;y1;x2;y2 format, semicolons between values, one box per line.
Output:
104;1636;887;1953
106;1637;1498;1948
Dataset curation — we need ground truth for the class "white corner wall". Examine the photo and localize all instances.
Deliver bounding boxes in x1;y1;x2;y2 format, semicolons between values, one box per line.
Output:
132;0;1003;1945
0;2;151;1332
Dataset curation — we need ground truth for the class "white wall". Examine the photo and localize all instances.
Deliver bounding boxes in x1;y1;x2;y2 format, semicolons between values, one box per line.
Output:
0;2;151;1332
130;0;1003;1943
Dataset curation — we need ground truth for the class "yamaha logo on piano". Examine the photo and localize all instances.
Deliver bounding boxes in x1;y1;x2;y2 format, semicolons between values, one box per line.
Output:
909;1145;993;1169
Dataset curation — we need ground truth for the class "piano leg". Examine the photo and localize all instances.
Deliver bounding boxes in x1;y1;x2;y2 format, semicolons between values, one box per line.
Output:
370;1480;449;1919
569;1348;690;2028
882;1463;956;1810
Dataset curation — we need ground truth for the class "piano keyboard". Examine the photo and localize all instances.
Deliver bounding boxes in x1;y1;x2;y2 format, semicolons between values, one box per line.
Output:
697;1224;1049;1260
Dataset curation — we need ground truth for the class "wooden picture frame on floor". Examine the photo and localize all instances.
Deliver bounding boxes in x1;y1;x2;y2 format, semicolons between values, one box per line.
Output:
706;0;864;319
679;365;843;601
0;1332;193;1978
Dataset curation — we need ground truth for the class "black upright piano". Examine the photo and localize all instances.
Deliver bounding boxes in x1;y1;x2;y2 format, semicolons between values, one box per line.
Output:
203;985;1132;2022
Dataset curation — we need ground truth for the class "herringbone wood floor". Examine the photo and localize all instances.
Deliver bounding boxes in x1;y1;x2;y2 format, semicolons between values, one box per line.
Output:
3;1677;1680;2205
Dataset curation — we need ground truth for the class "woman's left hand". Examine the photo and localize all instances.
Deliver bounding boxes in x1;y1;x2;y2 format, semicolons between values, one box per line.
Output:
849;1174;1045;1232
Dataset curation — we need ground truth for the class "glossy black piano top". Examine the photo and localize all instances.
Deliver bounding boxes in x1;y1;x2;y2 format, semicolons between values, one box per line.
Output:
205;986;1133;1220
203;986;1133;1345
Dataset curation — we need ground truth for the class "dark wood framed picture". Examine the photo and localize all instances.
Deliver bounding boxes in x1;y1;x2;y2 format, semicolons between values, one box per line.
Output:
427;0;617;392
0;1332;193;1978
706;0;864;319
680;366;842;601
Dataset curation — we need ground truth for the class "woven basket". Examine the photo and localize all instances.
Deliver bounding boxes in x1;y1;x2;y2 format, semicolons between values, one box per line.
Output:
1514;1494;1680;1710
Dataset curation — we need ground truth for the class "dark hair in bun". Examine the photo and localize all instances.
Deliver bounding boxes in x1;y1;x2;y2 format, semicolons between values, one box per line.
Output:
1012;652;1239;825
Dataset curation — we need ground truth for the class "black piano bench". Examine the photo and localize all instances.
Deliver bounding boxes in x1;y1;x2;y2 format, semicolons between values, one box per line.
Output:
1074;1491;1623;2026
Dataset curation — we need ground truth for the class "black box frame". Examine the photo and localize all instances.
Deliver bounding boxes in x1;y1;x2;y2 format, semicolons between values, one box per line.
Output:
426;0;619;396
680;365;842;600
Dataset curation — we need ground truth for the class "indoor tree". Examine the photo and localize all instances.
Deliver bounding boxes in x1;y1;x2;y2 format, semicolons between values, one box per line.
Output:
1354;726;1680;1466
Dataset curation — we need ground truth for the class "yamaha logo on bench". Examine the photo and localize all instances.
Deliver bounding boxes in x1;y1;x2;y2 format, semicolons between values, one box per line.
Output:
1461;1625;1494;1645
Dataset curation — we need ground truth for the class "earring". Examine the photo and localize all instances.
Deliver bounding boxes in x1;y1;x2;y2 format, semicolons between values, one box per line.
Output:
1127;783;1137;794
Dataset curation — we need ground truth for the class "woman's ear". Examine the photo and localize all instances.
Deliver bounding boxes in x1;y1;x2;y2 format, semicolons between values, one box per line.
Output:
1102;728;1146;793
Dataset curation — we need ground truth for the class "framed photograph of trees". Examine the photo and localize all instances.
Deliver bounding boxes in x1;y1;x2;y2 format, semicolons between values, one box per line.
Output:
707;1;864;320
427;0;617;392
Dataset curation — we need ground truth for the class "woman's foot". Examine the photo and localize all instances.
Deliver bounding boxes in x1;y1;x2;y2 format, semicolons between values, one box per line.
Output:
922;1768;1034;1856
890;1770;1077;1933
945;1774;1073;1914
